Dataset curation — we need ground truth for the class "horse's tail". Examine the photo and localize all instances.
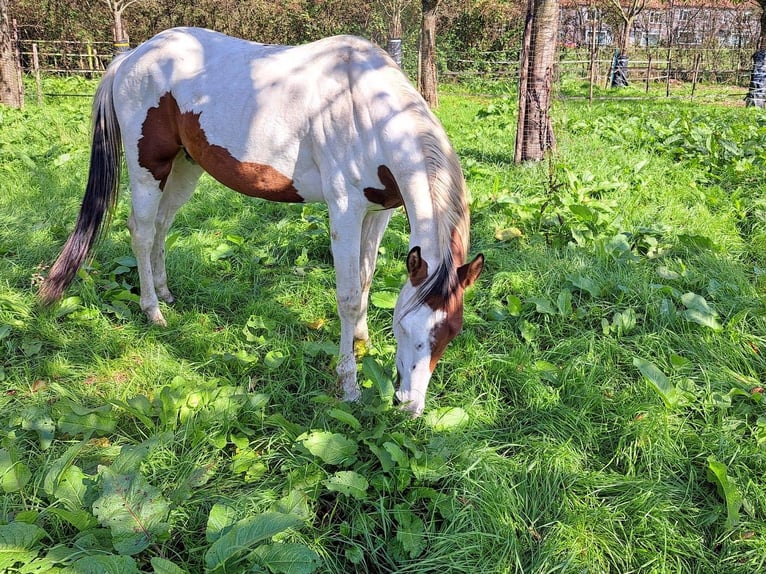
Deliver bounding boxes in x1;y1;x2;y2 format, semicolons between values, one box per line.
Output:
39;59;124;305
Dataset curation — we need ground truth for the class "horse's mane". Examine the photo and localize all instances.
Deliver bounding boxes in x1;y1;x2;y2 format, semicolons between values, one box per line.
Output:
358;47;471;311
405;102;470;310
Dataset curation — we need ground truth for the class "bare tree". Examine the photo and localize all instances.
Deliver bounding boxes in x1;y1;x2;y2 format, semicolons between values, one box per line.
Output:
745;0;766;106
603;0;649;86
102;0;144;52
419;0;440;107
515;0;558;162
0;0;22;108
380;0;413;66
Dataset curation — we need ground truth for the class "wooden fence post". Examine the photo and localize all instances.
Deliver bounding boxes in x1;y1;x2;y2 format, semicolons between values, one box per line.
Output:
645;54;651;93
32;43;42;104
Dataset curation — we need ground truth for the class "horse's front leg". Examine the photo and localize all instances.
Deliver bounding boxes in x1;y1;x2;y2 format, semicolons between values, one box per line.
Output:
329;207;366;402
355;210;393;349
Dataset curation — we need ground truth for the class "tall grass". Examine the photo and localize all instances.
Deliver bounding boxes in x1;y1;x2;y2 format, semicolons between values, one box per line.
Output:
1;78;765;573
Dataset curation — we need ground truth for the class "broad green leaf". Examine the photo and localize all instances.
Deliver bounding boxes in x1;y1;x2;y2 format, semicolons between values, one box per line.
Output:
486;302;506;321
567;274;601;297
52;465;90;512
204;512;303;572
612;308;637;334
265;350;287;369
0;522;46;571
395;511;426;559
302;341;338;357
91;467;171;555
706;456;742;530
633;357;679;408
362;356;395;402
47;507;98;532
151;556;188;574
506;295;522;316
298;431;357;466
370;291;398;309
210;242;236;261
344;546;364;565
43;439;87;502
206;503;238;543
254;543;321;574
55;296;83;318
529;296;556;315
494;226;523;241
682;308;722;331
424;407;470;431
21;407;55;450
164;231;181;252
680;292;715;314
323;471;369;500
63;554;140;574
56;403;117;436
383;441;409;467
677;234;715;251
410;454;448;482
0;448;31;493
569;204;596;222
113;256;137;267
328;408;361;430
656;266;681;280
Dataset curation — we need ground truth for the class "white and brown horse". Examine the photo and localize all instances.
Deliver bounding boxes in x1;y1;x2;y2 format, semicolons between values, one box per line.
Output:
40;27;483;415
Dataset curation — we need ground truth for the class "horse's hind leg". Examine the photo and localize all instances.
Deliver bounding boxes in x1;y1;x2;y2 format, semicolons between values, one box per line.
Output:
151;157;202;303
127;176;166;325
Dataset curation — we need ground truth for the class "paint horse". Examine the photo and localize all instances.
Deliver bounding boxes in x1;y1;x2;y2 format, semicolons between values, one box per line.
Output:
39;27;484;416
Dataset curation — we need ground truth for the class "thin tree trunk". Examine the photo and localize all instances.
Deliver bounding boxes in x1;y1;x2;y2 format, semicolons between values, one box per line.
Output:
419;0;439;108
0;0;23;108
745;3;766;107
517;0;558;162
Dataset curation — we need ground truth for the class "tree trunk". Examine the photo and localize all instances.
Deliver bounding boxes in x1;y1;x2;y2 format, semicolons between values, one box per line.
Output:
113;9;130;53
745;3;766;107
516;0;558;162
0;0;23;108
611;16;632;87
387;16;403;67
419;0;439;108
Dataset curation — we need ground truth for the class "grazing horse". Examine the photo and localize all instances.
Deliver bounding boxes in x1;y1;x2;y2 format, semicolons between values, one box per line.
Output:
39;27;484;415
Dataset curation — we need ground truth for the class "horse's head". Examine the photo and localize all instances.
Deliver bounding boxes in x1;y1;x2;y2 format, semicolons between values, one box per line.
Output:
393;247;484;416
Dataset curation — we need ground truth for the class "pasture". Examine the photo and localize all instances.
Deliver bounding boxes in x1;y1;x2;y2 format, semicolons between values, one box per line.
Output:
1;76;766;573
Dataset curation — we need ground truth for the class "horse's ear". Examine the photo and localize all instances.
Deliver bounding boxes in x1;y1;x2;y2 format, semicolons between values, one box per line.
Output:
406;246;429;286
458;253;484;288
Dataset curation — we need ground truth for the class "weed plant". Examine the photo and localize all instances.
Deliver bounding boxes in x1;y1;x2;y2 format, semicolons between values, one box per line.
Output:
1;77;766;573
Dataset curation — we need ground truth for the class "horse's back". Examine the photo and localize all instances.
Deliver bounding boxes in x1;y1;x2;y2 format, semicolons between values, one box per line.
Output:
109;28;434;205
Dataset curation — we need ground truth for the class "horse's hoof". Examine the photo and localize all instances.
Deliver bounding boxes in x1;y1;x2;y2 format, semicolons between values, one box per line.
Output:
158;291;175;304
144;307;167;327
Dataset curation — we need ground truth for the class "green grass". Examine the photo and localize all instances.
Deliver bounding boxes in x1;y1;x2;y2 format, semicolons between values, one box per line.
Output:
1;77;766;573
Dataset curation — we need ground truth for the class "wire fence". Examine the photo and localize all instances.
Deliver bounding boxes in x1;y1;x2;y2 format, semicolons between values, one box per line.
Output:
17;38;755;105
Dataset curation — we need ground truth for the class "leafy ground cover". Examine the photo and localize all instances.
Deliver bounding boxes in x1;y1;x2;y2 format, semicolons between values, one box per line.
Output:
1;77;766;573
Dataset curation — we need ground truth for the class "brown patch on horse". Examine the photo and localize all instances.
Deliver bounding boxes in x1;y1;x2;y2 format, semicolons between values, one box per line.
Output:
419;230;484;371
139;93;303;202
406;247;429;287
364;165;403;209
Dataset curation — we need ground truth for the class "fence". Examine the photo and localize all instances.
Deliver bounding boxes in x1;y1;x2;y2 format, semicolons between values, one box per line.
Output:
16;38;755;104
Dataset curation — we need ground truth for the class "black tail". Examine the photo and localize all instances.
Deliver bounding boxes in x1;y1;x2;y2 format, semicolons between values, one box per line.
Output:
39;66;123;305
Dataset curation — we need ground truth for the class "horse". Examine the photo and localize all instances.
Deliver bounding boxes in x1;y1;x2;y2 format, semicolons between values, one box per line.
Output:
39;27;484;416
